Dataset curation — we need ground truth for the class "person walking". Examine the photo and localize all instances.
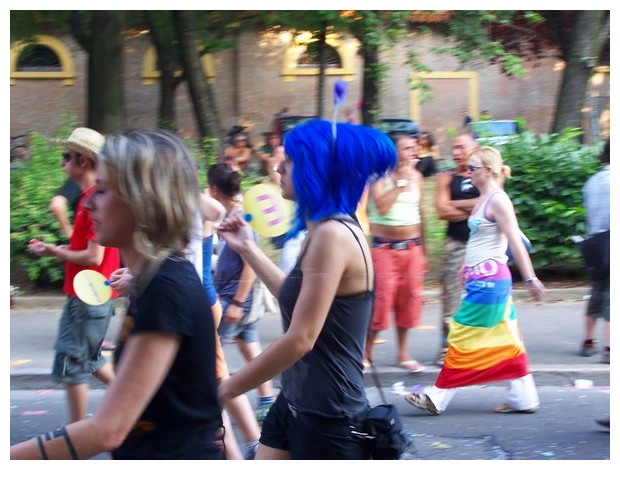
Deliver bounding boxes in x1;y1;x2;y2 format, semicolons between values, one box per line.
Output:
364;132;426;373
433;133;480;365
200;186;262;460
12;130;225;460
404;146;545;416
27;127;120;424
217;119;397;459
208;163;277;424
580;138;610;363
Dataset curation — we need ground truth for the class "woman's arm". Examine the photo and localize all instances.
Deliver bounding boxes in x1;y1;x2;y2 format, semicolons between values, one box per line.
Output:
217;215;286;297
10;332;181;459
369;177;408;215
491;195;545;301
218;222;348;402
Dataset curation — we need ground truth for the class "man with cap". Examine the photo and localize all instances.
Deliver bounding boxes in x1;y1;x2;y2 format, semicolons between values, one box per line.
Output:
28;127;121;423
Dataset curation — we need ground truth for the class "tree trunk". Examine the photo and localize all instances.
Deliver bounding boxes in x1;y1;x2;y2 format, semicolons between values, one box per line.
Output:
146;11;182;131
316;26;327;119
552;11;609;135
361;44;380;126
173;11;222;140
87;11;125;134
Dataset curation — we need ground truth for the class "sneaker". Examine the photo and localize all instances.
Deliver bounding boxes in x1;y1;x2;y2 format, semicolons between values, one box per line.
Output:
601;348;610;364
255;399;274;424
580;339;598;357
243;439;259;460
595;417;610;430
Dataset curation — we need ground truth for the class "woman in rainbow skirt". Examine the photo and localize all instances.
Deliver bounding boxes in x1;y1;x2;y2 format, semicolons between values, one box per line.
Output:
405;146;545;415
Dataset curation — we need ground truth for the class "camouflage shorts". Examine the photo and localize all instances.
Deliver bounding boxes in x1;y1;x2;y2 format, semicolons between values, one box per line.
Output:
438;237;468;345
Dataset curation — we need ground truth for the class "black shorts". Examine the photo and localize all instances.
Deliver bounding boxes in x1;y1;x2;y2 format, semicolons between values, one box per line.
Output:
259;393;370;459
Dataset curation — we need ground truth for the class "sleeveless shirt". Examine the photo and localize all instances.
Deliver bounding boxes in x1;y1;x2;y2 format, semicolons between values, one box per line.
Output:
367;177;421;226
278;217;371;420
464;189;508;267
446;174;480;242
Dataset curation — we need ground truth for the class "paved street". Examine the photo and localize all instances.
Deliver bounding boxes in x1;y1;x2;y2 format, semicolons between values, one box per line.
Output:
9;290;612;465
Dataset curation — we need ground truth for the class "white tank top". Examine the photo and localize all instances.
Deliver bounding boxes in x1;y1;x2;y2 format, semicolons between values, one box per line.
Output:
464;189;508;267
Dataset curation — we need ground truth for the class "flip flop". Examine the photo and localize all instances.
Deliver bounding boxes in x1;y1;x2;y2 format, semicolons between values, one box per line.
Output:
404;392;440;415
397;360;426;373
493;404;539;414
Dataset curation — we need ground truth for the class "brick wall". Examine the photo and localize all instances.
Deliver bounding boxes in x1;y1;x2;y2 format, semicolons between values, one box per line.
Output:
10;29;604;155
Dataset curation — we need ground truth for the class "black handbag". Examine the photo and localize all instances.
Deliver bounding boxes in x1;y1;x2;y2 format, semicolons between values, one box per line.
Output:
363;362;410;459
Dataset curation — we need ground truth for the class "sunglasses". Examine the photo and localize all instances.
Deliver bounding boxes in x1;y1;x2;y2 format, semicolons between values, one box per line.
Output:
467;165;485;172
62;152;75;162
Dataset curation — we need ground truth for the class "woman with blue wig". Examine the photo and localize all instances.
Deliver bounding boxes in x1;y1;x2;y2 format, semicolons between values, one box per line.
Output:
217;119;397;459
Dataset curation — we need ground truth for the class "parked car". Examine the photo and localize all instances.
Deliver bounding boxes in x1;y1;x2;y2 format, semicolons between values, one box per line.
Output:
374;117;421;137
470;120;520;145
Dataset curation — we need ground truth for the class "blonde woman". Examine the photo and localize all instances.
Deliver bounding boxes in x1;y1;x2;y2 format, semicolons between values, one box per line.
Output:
405;146;545;415
11;130;225;460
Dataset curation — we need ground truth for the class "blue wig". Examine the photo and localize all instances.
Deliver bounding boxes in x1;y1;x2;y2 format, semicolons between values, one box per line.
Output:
284;119;396;235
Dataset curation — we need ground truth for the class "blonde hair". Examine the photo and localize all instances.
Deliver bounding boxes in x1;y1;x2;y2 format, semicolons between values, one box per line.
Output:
468;145;512;179
98;130;200;264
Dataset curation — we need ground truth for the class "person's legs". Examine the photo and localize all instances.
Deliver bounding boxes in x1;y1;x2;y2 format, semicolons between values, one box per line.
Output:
394;243;425;368
437;238;467;365
236;339;274;399
365;246;395;364
582;278;607;356
65;382;89;423
221;409;244;460
496;374;539;413
405;385;456;414
93;361;114;385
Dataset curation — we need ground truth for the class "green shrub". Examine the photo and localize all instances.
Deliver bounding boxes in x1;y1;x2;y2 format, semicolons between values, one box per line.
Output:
484;128;601;275
10;128;75;285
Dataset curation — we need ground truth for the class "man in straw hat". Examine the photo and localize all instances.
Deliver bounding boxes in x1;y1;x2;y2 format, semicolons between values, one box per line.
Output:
28;127;121;423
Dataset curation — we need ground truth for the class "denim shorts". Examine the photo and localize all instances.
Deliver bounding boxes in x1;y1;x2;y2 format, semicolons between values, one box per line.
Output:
217;298;259;343
51;296;114;384
259;393;370;459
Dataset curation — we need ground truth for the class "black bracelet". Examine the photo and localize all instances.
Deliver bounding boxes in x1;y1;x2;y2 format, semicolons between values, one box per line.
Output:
53;426;79;460
229;298;244;307
36;435;49;460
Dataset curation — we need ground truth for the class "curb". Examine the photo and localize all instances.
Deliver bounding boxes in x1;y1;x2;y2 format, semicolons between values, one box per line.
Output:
10;288;590;310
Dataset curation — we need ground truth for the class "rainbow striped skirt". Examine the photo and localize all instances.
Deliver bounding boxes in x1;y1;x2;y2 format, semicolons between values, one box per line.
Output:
435;260;530;389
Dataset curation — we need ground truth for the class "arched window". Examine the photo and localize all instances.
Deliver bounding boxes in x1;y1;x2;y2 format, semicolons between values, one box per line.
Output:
10;35;75;85
297;42;342;69
281;33;356;82
141;46;215;86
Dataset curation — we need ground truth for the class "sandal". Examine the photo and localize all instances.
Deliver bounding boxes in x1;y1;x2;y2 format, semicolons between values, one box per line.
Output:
493;403;539;414
404;392;440;415
397;359;426;373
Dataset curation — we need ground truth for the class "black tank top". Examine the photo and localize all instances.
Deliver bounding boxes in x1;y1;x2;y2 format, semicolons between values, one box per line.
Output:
446;174;480;242
278;216;371;420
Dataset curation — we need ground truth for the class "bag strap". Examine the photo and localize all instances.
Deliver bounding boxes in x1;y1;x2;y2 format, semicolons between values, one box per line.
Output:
370;361;388;405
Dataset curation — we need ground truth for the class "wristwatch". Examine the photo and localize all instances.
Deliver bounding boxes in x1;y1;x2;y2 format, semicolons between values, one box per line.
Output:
395;179;408;188
229;298;244;307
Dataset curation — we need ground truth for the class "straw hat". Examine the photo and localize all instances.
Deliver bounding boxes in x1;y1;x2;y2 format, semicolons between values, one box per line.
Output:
50;127;105;159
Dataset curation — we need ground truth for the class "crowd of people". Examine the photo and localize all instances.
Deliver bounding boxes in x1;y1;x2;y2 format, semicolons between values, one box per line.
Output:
10;116;609;459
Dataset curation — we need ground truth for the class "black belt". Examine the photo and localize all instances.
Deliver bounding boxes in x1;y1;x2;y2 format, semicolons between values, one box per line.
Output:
372;237;422;250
